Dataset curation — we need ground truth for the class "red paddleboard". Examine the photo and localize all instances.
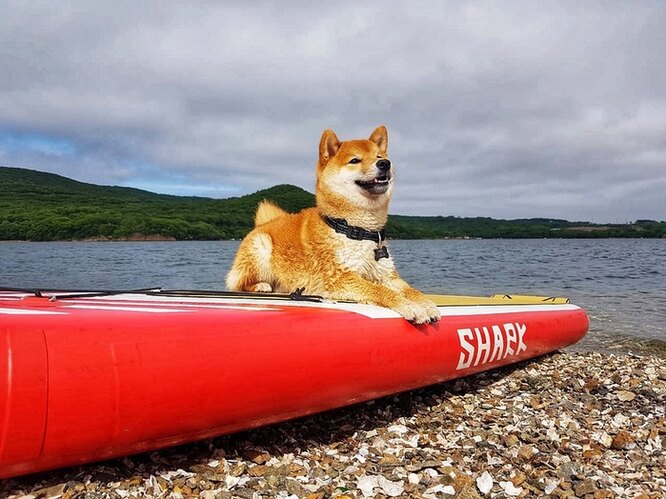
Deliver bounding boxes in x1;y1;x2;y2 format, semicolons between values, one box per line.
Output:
0;289;588;478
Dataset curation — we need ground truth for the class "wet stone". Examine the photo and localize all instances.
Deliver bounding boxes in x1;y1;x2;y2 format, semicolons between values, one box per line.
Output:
458;483;483;499
285;478;306;496
575;479;598;496
503;434;520;447
230;488;255;499
611;429;635;449
36;484;67;498
517;444;537;461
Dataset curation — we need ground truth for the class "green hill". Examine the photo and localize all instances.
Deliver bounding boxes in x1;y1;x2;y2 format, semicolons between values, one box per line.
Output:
0;166;664;240
0;166;314;241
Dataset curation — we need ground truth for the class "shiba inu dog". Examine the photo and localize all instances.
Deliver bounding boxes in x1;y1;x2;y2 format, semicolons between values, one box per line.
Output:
226;126;440;324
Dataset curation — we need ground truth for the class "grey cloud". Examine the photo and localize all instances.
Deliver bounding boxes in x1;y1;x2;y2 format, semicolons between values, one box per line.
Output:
1;0;665;221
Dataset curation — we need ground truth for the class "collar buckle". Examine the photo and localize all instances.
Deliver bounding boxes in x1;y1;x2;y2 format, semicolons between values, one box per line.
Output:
346;225;362;240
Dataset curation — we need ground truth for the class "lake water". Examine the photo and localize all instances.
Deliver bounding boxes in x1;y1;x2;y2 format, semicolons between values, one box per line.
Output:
1;239;664;355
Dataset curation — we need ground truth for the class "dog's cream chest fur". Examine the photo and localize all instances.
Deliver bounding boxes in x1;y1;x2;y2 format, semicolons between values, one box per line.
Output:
333;232;395;283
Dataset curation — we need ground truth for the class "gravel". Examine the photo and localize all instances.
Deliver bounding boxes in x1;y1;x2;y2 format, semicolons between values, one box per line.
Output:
3;351;664;498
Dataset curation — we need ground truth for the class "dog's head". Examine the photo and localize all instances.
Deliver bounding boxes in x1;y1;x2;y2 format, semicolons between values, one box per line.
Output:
315;126;393;219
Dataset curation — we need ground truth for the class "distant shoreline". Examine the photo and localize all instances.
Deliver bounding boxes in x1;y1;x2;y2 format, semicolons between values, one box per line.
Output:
0;233;178;242
1;235;665;243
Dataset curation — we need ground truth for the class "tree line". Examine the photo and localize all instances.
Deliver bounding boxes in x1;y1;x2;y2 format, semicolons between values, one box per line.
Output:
1;166;664;241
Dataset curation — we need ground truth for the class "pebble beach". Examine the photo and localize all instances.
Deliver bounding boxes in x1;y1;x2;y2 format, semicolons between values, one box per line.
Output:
2;351;664;499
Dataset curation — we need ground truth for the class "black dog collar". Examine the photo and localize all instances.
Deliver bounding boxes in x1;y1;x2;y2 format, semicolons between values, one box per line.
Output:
323;216;385;243
322;216;390;261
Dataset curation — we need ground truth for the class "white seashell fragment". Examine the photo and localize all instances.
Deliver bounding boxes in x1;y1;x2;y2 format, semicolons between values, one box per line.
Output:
593;430;613;448
544;478;560;494
547;427;560;442
405;434;420;447
387;424;409;434
500;480;523;496
357;475;378;497
377;476;404;497
225;475;240;489
476;471;494;495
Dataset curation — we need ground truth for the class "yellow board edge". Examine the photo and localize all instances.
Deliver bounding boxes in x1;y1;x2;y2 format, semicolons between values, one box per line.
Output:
147;290;571;306
425;294;570;306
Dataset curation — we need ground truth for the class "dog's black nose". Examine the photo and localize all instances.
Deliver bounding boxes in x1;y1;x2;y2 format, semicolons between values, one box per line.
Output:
376;159;391;172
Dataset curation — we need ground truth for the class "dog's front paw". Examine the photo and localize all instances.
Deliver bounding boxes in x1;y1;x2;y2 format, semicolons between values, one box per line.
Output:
394;297;441;324
420;298;441;323
251;282;273;292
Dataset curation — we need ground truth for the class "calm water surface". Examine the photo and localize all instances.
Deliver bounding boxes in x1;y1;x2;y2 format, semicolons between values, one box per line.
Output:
1;239;664;353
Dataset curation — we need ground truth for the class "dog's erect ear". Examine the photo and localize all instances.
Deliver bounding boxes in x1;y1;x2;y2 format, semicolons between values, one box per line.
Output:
369;125;388;154
319;129;341;165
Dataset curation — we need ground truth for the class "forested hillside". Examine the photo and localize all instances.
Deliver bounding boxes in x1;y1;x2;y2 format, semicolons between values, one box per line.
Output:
1;166;664;241
0;167;314;240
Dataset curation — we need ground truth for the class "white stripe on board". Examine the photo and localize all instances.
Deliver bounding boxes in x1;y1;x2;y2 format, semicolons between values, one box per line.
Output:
67;294;581;319
64;305;195;313
0;307;68;315
58;300;278;312
71;294;399;318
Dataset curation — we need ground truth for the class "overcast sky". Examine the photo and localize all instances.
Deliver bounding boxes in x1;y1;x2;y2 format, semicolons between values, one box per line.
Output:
1;1;665;222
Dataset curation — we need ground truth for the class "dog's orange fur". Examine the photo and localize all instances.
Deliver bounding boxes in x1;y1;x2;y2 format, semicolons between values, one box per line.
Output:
226;126;440;324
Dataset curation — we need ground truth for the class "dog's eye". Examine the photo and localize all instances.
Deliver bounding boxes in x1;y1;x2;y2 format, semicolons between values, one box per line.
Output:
348;158;362;164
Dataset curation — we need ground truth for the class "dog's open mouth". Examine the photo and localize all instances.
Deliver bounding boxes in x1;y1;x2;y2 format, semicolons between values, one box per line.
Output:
355;174;391;194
